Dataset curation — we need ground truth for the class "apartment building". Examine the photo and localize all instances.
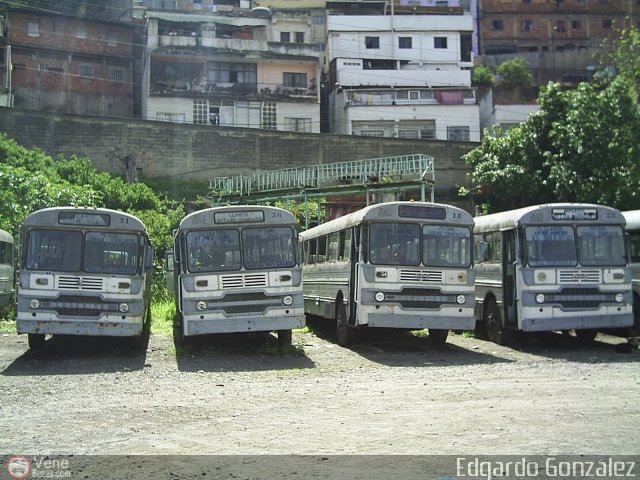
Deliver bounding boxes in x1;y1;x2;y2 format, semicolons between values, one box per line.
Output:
143;4;321;131
326;1;480;142
3;8;135;116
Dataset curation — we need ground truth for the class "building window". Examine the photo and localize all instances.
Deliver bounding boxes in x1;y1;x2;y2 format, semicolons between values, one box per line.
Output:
262;102;277;130
107;32;118;47
602;19;613;29
491;20;504;31
110;67;126;82
27;21;40;37
193;99;209;125
280;32;291;43
76;27;88;39
447;126;470;141
572;20;581;29
156;112;185;123
365;36;380;49
399;37;412;49
38;64;48;72
208;62;257;85
78;64;96;77
283;72;307;88
521;20;533;32
555;20;565;32
313;15;325;25
434;37;448;49
285;117;311;133
295;32;305;43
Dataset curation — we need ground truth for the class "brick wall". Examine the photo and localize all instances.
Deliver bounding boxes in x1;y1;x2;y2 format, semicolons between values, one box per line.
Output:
0;107;475;203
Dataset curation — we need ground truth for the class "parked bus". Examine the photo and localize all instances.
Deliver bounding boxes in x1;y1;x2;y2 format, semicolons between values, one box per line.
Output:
474;203;633;345
299;201;475;346
0;228;15;309
172;205;305;345
621;210;640;335
16;207;154;349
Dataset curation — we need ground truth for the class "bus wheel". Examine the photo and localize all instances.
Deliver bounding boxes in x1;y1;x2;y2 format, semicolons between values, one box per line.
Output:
429;329;449;344
336;303;355;347
277;329;292;347
485;299;511;345
28;333;46;350
575;329;597;344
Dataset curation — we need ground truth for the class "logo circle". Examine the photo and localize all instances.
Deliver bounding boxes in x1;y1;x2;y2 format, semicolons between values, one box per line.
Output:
7;456;31;479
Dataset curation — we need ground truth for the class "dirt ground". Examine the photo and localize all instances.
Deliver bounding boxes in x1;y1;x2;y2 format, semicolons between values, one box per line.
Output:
0;322;639;478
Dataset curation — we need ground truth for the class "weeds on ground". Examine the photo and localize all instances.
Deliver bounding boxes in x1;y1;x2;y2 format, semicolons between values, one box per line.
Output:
257;342;305;356
0;305;16;334
150;297;175;336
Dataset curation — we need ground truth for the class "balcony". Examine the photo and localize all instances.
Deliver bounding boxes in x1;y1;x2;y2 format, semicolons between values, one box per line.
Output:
343;88;476;107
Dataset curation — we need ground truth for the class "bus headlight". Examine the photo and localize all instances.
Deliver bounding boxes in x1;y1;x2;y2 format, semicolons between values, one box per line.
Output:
30;299;40;309
537;272;547;282
374;292;385;302
282;295;293;306
118;303;129;313
196;301;207;311
456;294;466;305
614;293;624;303
535;293;545;304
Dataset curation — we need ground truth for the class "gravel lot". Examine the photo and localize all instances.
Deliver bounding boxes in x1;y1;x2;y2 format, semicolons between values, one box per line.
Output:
0;322;638;477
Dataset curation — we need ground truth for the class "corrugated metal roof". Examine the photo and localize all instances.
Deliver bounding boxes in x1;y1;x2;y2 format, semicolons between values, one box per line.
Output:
147;10;268;27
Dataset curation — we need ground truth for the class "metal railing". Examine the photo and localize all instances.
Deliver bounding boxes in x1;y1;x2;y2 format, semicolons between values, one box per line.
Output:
210;153;435;200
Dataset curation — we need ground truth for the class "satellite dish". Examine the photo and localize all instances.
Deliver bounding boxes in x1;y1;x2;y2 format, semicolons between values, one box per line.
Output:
251;6;272;18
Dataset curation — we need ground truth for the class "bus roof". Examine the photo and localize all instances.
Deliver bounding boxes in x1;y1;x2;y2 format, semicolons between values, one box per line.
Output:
622;210;640;231
180;205;296;229
299;201;473;241
473;203;625;233
22;206;148;232
0;228;13;244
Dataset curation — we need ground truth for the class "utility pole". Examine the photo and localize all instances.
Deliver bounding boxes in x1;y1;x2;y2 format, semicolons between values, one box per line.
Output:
5;44;11;107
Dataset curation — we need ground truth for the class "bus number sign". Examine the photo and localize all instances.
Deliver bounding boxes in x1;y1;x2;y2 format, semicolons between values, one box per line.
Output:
214;211;265;224
551;208;597;221
58;212;111;226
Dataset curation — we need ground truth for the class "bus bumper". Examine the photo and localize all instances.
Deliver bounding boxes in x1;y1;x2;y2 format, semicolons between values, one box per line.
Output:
520;308;634;331
16;317;144;337
367;308;475;330
183;311;305;336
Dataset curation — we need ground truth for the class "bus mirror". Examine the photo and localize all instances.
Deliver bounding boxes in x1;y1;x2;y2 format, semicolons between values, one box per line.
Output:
145;247;154;269
165;250;174;272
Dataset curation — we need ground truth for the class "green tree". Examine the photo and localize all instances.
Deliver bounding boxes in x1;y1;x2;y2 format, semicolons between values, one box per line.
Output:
472;65;495;87
463;76;640;212
496;57;533;88
598;22;640;98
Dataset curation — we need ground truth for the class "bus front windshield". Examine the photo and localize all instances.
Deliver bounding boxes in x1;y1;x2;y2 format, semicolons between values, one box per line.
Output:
187;227;296;272
525;225;627;267
25;229;143;274
368;222;471;267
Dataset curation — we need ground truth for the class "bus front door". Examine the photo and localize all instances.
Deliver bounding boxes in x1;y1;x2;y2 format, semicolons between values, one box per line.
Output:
502;229;517;326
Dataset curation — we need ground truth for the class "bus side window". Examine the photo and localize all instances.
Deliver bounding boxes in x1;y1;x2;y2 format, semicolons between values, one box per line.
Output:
308;238;317;265
328;233;339;262
340;230;351;261
317;235;327;263
475;234;487;263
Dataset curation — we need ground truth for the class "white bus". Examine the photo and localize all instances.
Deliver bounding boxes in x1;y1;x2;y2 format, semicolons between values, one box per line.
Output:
0;228;15;309
16;207;154;349
172;205;305;345
621;210;640;335
299;201;475;346
474;203;633;345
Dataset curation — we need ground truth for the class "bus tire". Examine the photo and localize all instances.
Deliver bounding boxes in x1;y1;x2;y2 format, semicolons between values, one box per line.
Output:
336;303;355;347
277;329;292;347
429;328;449;344
575;329;597;344
28;333;46;350
485;299;511;345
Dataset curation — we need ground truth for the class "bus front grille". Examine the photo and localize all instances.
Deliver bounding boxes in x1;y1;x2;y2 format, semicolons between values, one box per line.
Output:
558;270;601;283
204;292;274;315
399;269;443;283
384;288;455;309
40;295;118;317
545;288;615;309
221;273;268;289
56;276;104;291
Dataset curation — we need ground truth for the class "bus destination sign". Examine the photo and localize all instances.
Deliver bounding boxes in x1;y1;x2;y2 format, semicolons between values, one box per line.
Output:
551;208;597;221
58;212;111;226
398;205;446;220
214;210;265;224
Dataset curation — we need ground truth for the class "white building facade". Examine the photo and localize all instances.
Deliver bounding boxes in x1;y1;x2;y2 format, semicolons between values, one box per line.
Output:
326;9;480;142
